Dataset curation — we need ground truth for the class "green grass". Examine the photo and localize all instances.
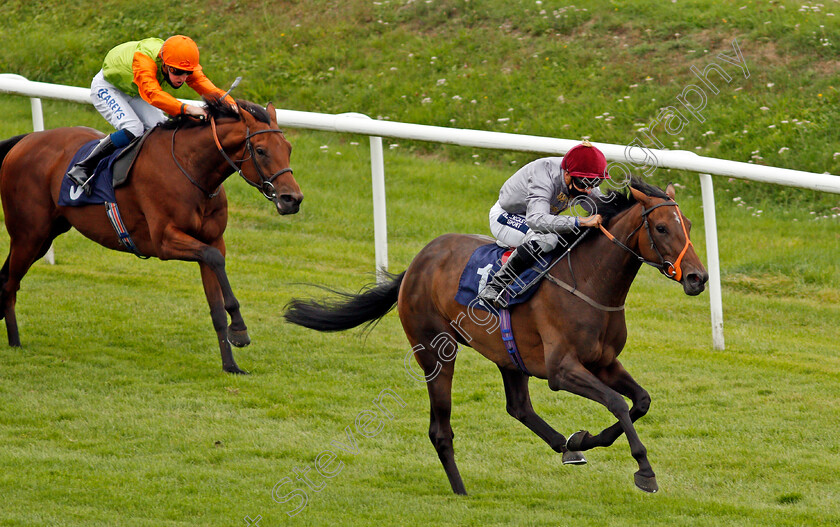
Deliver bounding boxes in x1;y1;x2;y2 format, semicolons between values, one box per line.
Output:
1;1;839;525
0;102;837;525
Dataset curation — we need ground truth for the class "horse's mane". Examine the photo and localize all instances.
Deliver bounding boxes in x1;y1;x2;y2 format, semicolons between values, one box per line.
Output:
553;177;670;251
593;177;671;223
157;97;271;130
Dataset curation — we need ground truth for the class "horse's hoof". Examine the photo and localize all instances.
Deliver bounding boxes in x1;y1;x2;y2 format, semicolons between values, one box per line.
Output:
562;450;587;465
566;430;590;452
634;472;659;493
223;364;250;375
227;328;251;348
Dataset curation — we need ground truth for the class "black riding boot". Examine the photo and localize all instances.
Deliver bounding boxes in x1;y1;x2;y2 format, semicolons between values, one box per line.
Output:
66;135;117;195
478;241;542;309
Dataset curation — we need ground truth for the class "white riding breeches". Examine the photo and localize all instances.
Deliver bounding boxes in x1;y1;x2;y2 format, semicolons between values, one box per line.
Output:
90;70;167;137
488;201;560;252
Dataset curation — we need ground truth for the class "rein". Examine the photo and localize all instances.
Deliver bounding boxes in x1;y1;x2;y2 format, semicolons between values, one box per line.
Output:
544;273;625;312
522;230;627;312
170;116;293;200
598;200;694;281
171;124;222;198
539;197;693;312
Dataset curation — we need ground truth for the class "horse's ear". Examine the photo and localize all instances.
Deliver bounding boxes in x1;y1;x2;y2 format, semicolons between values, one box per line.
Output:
237;104;249;121
665;183;676;200
266;102;278;126
629;186;651;206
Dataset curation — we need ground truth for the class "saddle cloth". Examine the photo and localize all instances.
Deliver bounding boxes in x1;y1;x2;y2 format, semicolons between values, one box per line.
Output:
455;243;553;312
58;133;147;207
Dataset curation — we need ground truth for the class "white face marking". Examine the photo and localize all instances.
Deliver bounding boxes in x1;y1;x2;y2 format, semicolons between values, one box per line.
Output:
673;210;682;225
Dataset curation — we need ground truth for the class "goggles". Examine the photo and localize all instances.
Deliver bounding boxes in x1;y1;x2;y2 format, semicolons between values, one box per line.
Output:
168;66;194;76
573;176;604;189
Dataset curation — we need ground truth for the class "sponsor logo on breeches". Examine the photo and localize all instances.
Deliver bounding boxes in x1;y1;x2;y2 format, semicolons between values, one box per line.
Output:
96;88;126;120
497;212;529;234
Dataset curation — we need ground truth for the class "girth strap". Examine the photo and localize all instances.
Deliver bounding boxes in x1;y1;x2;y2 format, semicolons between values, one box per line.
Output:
104;202;148;259
499;302;532;376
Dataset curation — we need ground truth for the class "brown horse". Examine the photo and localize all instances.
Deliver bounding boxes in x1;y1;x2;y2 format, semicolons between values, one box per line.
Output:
0;98;302;374
284;179;707;494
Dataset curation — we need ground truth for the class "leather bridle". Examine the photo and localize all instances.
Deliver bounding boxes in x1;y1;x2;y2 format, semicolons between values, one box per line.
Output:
598;200;694;281
171;115;293;201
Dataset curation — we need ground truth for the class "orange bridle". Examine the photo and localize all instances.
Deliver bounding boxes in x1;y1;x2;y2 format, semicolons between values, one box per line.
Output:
598;201;694;281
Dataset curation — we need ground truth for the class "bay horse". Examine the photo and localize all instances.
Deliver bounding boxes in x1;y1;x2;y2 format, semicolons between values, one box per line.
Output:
0;98;302;374
284;179;707;494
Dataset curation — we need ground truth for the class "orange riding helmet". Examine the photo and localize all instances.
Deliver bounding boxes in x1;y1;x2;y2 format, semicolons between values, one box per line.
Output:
159;35;200;71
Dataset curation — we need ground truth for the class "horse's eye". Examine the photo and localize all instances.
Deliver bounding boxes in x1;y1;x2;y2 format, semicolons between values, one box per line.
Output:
256;147;267;156
655;225;667;234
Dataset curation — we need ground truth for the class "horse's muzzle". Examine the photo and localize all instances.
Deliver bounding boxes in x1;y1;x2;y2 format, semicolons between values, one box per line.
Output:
681;270;708;296
276;192;303;215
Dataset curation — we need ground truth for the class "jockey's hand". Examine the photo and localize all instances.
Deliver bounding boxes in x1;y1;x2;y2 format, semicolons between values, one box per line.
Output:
579;214;603;228
184;104;208;120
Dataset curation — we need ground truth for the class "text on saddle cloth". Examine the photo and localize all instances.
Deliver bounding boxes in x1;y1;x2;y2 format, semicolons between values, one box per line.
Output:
455;243;553;312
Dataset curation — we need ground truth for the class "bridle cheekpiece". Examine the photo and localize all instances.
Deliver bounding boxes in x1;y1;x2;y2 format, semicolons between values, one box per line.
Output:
598;198;694;282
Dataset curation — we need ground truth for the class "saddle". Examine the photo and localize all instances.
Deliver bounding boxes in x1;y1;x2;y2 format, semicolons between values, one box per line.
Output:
455;244;552;311
455;227;599;313
111;131;150;187
58;131;150;207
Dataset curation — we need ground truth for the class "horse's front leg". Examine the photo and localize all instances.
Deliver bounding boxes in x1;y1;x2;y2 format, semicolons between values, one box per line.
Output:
199;262;246;374
550;355;658;493
498;366;586;465
195;240;250;349
158;228;248;374
567;360;650;454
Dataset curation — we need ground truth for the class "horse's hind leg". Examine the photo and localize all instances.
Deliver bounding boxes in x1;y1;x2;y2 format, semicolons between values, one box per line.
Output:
498;367;586;465
0;220;65;347
0;255;18;346
407;330;467;495
426;362;466;495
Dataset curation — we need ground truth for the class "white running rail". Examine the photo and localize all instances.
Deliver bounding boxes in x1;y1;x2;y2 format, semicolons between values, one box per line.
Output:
3;75;840;350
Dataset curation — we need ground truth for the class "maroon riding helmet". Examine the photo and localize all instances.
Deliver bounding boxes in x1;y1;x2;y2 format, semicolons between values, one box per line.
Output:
561;141;609;190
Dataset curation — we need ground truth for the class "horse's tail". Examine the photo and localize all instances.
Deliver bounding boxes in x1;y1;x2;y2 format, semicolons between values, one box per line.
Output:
284;271;406;332
0;134;28;169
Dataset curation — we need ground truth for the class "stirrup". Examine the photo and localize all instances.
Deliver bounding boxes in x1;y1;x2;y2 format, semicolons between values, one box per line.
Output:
479;284;508;309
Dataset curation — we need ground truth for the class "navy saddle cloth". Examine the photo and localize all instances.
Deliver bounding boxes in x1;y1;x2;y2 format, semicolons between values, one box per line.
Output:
455;243;554;312
58;140;131;207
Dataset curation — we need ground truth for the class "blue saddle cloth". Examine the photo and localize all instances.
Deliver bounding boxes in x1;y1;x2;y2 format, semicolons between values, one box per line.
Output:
58;140;129;207
455;244;553;312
